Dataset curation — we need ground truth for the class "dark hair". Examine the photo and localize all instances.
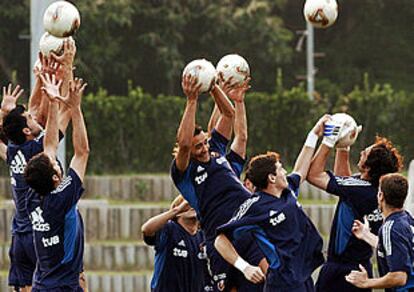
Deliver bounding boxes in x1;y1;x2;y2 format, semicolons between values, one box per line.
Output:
380;173;408;209
247;152;280;190
194;124;203;137
24;153;57;196
365;136;403;186
2;105;28;145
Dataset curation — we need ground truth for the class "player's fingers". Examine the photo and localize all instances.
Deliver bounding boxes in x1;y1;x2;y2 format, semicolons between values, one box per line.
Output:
7;83;12;95
15;89;24;99
2;86;6;97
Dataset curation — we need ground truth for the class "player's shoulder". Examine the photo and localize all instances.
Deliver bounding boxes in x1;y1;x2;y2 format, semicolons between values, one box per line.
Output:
334;174;372;187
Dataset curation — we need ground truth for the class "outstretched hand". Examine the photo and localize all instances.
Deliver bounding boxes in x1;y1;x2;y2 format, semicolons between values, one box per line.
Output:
39;73;64;102
1;84;24;113
50;38;76;67
182;74;201;101
312;114;332;137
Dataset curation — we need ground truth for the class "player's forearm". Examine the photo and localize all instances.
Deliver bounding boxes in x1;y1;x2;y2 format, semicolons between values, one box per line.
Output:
293;146;315;183
363;272;407;289
58;105;72;134
37;92;49;127
210;86;235;119
60;66;73;98
44;100;59;157
207;104;221;134
334;149;352;176
361;232;378;248
231;100;247;158
28;76;42;113
141;209;178;236
214;234;241;267
177;100;197;149
72;107;89;157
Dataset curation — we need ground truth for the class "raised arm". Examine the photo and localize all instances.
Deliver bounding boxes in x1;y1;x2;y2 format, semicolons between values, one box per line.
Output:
229;78;250;159
214;233;265;284
207;104;221;135
68;79;89;182
39;74;62;159
334;148;352;176
141;200;190;237
210;84;235;140
307;119;344;190
293;115;329;182
175;75;201;172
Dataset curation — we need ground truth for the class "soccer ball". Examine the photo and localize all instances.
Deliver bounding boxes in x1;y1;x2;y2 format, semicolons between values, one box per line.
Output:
182;59;216;93
303;0;338;28
216;54;250;85
332;113;362;148
43;1;81;37
39;32;74;57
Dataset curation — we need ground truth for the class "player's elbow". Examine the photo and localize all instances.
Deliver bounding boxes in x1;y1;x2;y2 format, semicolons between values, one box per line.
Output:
214;234;226;254
388;272;407;287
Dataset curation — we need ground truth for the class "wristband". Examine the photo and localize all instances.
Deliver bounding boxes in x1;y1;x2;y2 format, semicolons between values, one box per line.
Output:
234;257;249;272
305;131;319;149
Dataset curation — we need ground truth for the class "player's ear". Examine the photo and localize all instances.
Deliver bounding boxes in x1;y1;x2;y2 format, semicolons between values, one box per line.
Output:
268;174;276;184
22;127;31;136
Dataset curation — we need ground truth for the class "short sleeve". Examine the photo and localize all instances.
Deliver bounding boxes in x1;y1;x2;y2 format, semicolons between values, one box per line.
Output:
170;160;200;214
383;225;411;274
287;173;301;193
226;150;246;178
144;222;172;252
51;167;84;212
209;129;229;156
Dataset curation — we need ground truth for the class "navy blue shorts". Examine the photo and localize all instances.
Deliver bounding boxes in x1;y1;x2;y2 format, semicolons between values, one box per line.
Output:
316;261;372;292
206;234;265;292
8;233;37;288
265;277;314;292
32;286;83;292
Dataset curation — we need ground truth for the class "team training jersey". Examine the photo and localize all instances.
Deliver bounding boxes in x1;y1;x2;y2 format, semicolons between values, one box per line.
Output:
325;171;383;263
144;220;207;292
217;174;324;290
7;131;64;234
26;168;84;289
377;211;414;292
171;129;250;240
7;131;45;234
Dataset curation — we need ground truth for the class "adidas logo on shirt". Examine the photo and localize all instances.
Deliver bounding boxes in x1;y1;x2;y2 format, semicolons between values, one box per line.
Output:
10;150;27;174
197;166;205;173
178;240;186;247
30;207;50;232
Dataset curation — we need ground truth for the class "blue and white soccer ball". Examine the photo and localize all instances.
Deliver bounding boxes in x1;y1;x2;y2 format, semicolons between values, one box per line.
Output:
216;54;250;85
303;0;338;28
182;59;217;93
43;1;81;37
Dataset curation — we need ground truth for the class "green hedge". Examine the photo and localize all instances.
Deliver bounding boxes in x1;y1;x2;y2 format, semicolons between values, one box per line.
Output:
78;80;412;174
1;81;412;175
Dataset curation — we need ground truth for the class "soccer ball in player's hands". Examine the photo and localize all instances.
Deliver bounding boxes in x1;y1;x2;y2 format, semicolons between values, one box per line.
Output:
216;54;250;85
182;59;216;93
332;113;362;148
43;1;81;37
303;0;338;28
39;32;74;58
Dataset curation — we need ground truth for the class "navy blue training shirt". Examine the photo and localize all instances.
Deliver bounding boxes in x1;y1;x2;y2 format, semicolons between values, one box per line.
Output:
171;129;250;240
7;131;45;234
26;168;84;289
326;171;383;263
217;174;324;290
377;211;414;292
144;221;207;292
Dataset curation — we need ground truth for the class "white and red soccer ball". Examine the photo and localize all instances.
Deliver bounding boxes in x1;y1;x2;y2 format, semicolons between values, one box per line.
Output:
303;0;338;28
216;54;250;85
43;1;81;37
182;59;217;93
